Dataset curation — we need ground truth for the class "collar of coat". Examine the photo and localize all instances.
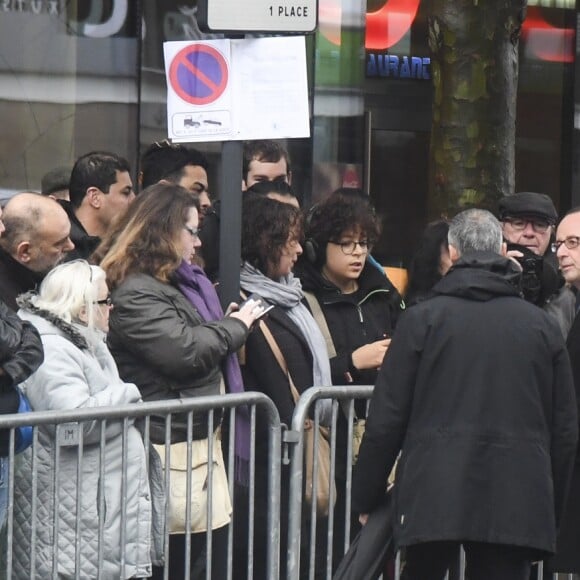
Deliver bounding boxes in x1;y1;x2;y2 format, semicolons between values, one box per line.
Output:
432;251;523;302
17;292;89;350
296;256;395;298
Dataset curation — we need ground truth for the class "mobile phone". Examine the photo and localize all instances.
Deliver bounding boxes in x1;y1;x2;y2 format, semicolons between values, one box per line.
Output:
241;294;274;319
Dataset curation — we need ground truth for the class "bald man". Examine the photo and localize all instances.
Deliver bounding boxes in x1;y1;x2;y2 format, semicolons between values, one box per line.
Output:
0;193;74;310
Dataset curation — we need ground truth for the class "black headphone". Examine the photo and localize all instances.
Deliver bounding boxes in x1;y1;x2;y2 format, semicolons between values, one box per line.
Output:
304;238;324;266
304;203;325;267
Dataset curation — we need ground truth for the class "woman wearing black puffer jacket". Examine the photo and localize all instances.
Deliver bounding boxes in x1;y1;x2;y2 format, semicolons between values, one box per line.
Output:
295;189;405;571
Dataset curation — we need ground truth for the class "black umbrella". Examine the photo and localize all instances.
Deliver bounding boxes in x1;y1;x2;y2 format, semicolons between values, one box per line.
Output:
333;490;394;580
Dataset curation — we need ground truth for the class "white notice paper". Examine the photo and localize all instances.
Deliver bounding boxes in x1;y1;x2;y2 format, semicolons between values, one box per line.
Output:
164;36;310;143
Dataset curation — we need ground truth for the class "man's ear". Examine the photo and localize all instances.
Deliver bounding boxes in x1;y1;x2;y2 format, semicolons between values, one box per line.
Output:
500;241;508;257
14;241;32;264
86;187;102;209
286;171;292;186
448;243;460;263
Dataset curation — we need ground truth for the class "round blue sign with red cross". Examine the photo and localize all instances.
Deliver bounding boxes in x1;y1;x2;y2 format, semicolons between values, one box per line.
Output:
169;44;229;106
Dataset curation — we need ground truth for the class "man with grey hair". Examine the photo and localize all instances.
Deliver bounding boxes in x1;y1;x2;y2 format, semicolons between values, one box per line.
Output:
353;208;577;580
0;193;74;310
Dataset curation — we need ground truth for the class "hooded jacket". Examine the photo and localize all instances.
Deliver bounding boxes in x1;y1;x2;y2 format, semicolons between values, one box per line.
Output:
353;252;578;557
297;259;404;386
11;298;165;578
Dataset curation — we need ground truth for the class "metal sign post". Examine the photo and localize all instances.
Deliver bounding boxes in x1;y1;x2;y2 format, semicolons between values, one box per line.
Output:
217;140;243;308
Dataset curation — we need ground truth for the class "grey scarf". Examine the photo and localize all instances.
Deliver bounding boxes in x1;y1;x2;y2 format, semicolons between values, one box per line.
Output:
240;262;333;393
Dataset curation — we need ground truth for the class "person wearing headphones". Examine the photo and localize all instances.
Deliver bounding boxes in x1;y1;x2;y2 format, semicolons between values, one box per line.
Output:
294;188;405;570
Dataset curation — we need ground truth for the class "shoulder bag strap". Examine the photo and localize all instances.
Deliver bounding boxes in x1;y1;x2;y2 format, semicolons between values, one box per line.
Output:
258;320;301;404
302;291;337;358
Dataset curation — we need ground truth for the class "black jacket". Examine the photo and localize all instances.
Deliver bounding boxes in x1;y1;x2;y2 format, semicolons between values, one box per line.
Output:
297;259;404;386
0;300;44;455
59;201;100;261
198;201;220;283
352;252;578;556
241;304;313;428
547;307;580;572
0;247;43;311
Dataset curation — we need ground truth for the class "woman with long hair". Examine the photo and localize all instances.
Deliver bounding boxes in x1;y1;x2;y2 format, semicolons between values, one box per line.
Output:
98;183;263;579
238;195;333;579
11;260;163;578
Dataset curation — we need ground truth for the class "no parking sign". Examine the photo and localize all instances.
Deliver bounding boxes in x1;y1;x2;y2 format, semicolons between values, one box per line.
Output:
169;44;229;106
164;40;233;141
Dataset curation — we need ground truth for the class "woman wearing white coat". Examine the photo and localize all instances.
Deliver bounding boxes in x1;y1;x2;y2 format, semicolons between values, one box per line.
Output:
10;260;164;579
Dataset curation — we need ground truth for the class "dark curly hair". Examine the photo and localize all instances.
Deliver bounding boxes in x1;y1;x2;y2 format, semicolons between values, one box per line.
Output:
405;220;450;305
306;188;381;250
242;195;303;278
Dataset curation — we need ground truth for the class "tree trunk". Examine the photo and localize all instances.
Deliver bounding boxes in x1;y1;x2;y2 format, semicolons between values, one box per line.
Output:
427;0;527;219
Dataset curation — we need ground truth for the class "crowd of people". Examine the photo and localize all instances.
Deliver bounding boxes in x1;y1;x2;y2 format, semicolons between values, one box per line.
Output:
0;138;579;580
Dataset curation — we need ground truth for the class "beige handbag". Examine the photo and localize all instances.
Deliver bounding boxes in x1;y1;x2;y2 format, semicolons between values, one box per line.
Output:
154;430;232;534
304;291;367;466
259;320;336;517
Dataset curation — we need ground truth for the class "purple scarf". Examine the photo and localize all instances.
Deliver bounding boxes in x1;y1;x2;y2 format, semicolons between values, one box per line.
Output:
174;261;250;485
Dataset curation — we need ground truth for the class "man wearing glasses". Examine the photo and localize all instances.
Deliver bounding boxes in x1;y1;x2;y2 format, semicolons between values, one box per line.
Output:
498;191;575;336
547;209;580;575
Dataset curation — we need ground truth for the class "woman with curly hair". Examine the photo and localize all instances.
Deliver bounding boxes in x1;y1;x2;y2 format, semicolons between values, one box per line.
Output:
295;188;405;570
98;183;264;579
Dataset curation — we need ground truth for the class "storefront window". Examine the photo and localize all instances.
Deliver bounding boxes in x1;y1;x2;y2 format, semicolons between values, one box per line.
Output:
0;1;140;198
310;0;367;206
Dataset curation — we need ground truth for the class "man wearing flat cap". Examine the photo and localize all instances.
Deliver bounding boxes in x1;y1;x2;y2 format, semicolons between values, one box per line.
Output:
498;191;575;336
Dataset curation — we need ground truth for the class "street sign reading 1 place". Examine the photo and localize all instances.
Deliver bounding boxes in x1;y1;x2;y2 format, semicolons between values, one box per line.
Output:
198;0;318;33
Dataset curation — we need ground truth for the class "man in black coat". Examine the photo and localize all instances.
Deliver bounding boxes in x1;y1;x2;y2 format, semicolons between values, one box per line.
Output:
353;209;578;580
0;202;44;529
0;193;74;310
549;207;580;573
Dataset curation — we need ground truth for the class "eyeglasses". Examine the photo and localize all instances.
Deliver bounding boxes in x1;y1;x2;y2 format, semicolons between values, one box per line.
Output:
551;236;580;252
94;295;113;306
184;225;199;239
504;218;551;234
329;240;370;255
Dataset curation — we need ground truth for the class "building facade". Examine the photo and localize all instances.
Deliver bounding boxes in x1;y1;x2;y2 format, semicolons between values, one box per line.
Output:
0;0;577;266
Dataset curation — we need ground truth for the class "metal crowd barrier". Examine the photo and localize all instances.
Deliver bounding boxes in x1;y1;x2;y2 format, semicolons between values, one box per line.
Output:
0;388;574;580
286;385;374;580
284;385;569;580
0;392;281;580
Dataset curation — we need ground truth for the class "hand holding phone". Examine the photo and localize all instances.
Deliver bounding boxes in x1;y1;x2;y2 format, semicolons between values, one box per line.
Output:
240;294;274;318
230;294;274;329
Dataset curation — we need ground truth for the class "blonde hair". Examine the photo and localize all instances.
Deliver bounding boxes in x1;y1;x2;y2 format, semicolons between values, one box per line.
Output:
31;260;105;330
